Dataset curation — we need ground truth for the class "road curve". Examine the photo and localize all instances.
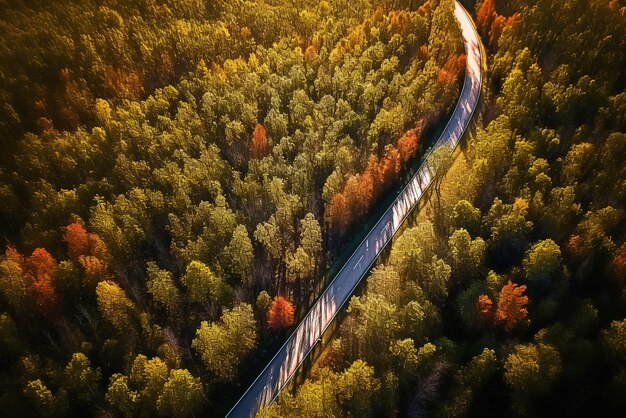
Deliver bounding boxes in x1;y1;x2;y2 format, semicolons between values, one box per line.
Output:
226;3;483;417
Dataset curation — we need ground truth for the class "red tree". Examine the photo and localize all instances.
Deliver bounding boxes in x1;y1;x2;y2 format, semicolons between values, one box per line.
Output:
476;0;496;36
397;129;420;164
64;222;111;284
25;248;58;313
86;233;111;263
495;281;529;331
476;0;519;45
251;123;270;158
267;296;295;330
438;54;466;86
328;192;352;235
64;222;90;260
304;45;318;62
476;294;494;319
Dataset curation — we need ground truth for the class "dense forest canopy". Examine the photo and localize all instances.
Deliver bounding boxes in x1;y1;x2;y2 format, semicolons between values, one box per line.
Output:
262;0;626;417
0;0;466;416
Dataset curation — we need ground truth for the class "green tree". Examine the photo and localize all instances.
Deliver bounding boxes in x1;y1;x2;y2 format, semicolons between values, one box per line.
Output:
156;369;204;418
63;353;100;406
256;290;271;313
523;239;562;282
96;280;135;334
448;229;486;285
23;379;67;418
222;224;254;287
130;354;170;410
192;303;257;382
106;374;139;417
603;319;626;363
485;198;533;266
181;260;224;305
336;360;381;417
504;343;562;397
146;262;181;319
450;200;481;236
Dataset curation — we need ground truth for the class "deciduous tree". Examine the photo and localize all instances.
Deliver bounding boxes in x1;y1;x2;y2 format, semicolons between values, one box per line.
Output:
495;281;529;331
267;296;295;331
192;303;257;382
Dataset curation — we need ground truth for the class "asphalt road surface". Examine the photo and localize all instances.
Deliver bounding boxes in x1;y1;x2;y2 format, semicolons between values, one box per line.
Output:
226;2;483;417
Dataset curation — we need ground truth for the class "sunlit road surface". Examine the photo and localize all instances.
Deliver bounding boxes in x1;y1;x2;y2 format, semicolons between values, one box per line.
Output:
226;2;483;417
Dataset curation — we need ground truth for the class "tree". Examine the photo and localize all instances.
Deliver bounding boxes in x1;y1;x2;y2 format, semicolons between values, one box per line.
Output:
96;280;135;333
368;265;402;304
222;224;254;286
146;262;181;319
287;214;322;296
64;222;111;285
428;145;453;233
106;374;139;416
23;379;67;417
389;339;420;381
476;294;494;321
603;319;626;362
130;354;170;410
450;200;481;236
64;223;90;260
448;228;485;285
156;369;204;418
25;248;58;313
256;291;271;313
346;294;400;369
486;198;533;266
0;250;29;314
251;123;270;158
267;296;295;331
336;360;381;417
397;129;420;163
456;280;491;332
495;281;529;331
181;260;224;305
523;239;562;282
504;343;562;396
63;353;100;406
328;192;352;236
390;222;437;280
192;303;257;382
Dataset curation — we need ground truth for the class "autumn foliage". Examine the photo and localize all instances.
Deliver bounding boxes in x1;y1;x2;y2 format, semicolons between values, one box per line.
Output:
64;222;111;284
21;248;58;313
495;281;529;331
251;123;270;158
476;0;520;45
267;296;295;330
65;222;90;260
438;54;467;86
327;127;421;235
103;65;144;100
389;10;411;35
476;294;494;322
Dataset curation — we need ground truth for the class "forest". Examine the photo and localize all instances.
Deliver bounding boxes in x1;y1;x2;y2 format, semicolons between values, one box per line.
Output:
0;0;466;416
1;0;625;417
261;0;626;417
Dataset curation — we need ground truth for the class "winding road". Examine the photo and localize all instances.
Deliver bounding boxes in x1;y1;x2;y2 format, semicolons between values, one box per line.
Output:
226;2;483;417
